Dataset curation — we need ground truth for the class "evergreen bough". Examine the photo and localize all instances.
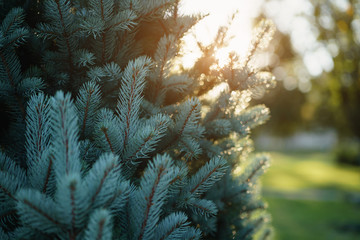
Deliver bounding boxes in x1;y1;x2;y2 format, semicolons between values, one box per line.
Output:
0;1;275;239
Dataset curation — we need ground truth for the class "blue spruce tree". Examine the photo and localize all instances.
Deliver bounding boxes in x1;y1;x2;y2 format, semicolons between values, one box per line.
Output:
0;1;275;239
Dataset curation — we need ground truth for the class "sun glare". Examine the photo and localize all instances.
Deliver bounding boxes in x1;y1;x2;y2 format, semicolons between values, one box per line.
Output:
214;47;238;68
179;0;265;69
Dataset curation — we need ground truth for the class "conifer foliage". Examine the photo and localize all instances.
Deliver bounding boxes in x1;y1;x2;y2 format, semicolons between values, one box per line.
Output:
0;0;275;239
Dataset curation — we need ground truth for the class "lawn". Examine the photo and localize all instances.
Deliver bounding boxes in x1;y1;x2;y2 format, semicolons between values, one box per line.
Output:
266;197;360;240
260;151;360;240
262;152;360;192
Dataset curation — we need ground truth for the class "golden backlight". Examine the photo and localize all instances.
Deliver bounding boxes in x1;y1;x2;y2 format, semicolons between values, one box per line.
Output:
179;0;265;68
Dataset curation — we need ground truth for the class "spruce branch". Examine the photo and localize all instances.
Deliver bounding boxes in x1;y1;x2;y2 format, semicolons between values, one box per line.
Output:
3;27;29;48
107;9;137;32
187;198;218;218
155;34;177;82
25;93;51;165
187;156;228;196
103;180;131;215
136;0;174;19
151;34;177;105
0;1;276;238
75;81;102;138
51;91;81;177
160;97;201;152
0;171;22;201
178;136;202;160
73;49;96;67
0;49;26;118
0;152;26;184
130;154;178;240
162;74;192;93
84;152;120;209
123;113;170;163
243;19;275;68
154;212;189;240
17;77;45;98
116;56;152;152
88;0;115;23
84;209;112;240
16;189;66;234
25;93;55;192
182;228;202;240
243;155;270;183
47;0;76;65
94;109;123;154
55;173;88;235
1;7;25;35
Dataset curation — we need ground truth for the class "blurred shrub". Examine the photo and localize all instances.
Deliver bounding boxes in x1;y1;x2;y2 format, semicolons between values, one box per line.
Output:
334;140;360;166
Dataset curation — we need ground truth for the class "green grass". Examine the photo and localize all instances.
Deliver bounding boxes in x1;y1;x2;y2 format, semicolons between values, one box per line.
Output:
259;151;360;240
266;197;360;240
262;152;360;192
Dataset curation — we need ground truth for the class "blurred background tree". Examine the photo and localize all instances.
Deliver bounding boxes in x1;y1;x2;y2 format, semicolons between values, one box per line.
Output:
308;0;360;138
253;1;360;237
255;0;360;139
252;30;309;136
